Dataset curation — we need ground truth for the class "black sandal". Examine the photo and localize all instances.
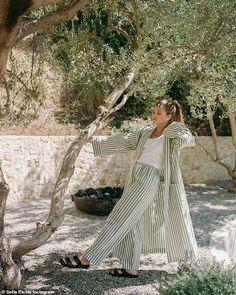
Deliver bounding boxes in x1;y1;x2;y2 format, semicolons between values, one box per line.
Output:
59;255;90;269
109;268;139;278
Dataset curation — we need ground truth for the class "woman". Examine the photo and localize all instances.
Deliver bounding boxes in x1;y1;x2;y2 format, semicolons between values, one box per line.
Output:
59;96;198;278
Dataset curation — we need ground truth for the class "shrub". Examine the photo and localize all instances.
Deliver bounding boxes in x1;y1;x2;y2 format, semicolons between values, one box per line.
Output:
159;261;236;295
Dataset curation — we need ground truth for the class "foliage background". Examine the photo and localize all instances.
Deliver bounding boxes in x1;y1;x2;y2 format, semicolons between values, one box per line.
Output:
0;0;235;135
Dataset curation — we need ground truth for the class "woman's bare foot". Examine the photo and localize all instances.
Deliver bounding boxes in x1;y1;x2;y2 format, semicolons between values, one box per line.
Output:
79;254;90;265
126;269;139;276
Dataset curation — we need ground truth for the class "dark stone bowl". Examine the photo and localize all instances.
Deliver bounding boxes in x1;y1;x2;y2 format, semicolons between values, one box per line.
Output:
71;187;123;216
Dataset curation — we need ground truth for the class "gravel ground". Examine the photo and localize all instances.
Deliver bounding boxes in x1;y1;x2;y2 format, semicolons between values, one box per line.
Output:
4;181;236;295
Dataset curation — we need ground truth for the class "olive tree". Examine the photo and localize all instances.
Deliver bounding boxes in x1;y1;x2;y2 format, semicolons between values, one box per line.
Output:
0;0;235;289
167;1;236;191
187;56;236;191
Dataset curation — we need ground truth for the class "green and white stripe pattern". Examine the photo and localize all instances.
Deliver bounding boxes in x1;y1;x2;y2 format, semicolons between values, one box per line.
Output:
83;122;198;269
84;162;160;269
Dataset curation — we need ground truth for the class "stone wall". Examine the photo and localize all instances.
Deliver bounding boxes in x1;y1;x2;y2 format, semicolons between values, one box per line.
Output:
0;136;234;201
180;137;234;183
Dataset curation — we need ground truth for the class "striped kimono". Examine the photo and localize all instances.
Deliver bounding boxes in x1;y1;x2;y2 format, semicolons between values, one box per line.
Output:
84;121;198;267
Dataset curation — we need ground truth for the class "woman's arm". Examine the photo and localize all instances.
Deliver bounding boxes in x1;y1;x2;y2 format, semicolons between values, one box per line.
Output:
163;121;195;149
92;129;142;156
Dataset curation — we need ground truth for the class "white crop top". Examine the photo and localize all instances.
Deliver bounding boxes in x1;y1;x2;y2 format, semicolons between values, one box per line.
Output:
137;135;164;169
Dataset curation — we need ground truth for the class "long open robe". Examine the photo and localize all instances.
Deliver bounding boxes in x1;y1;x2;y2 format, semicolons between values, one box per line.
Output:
92;121;198;263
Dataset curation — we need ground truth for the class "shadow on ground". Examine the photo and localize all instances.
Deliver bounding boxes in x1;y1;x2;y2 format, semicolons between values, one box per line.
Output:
21;253;167;295
186;182;236;247
4;180;236;294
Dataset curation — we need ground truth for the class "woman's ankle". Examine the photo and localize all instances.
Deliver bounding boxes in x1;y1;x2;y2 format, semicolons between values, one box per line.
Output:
80;255;90;265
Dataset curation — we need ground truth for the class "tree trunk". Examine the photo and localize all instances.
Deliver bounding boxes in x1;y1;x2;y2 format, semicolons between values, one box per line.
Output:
0;165;21;290
0;0;90;81
0;0;34;80
15;0;91;45
12;70;135;260
229;177;236;192
229;115;236;192
197;106;235;192
31;0;66;10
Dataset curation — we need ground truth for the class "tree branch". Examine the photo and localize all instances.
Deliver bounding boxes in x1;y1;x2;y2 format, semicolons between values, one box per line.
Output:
3;78;11;108
104;70;136;109
15;0;90;44
105;25;134;47
0;164;21;290
117;2;134;19
207;107;221;159
31;0;66;10
230;114;236;149
12;69;136;259
195;135;234;178
130;0;141;45
194;103;234;179
11;72;36;98
230;115;236;174
109;90;133;114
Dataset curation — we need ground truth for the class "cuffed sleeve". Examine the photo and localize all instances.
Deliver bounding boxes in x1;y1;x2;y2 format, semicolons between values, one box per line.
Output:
91;129;142;156
163;121;195;149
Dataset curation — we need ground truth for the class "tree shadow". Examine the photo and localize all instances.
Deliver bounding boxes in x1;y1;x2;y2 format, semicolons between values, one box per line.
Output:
4;181;236;293
5;193;107;243
18;165;53;200
21;252;168;295
6;181;236;249
186;182;236;247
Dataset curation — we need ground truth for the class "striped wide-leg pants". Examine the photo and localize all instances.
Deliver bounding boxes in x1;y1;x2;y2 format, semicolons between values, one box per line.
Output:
83;162;160;269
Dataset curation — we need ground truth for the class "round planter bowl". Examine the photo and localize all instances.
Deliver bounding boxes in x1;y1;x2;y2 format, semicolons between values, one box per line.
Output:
71;195;120;216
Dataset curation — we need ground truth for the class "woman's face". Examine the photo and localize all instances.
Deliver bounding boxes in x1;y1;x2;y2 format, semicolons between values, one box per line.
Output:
151;105;172;125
